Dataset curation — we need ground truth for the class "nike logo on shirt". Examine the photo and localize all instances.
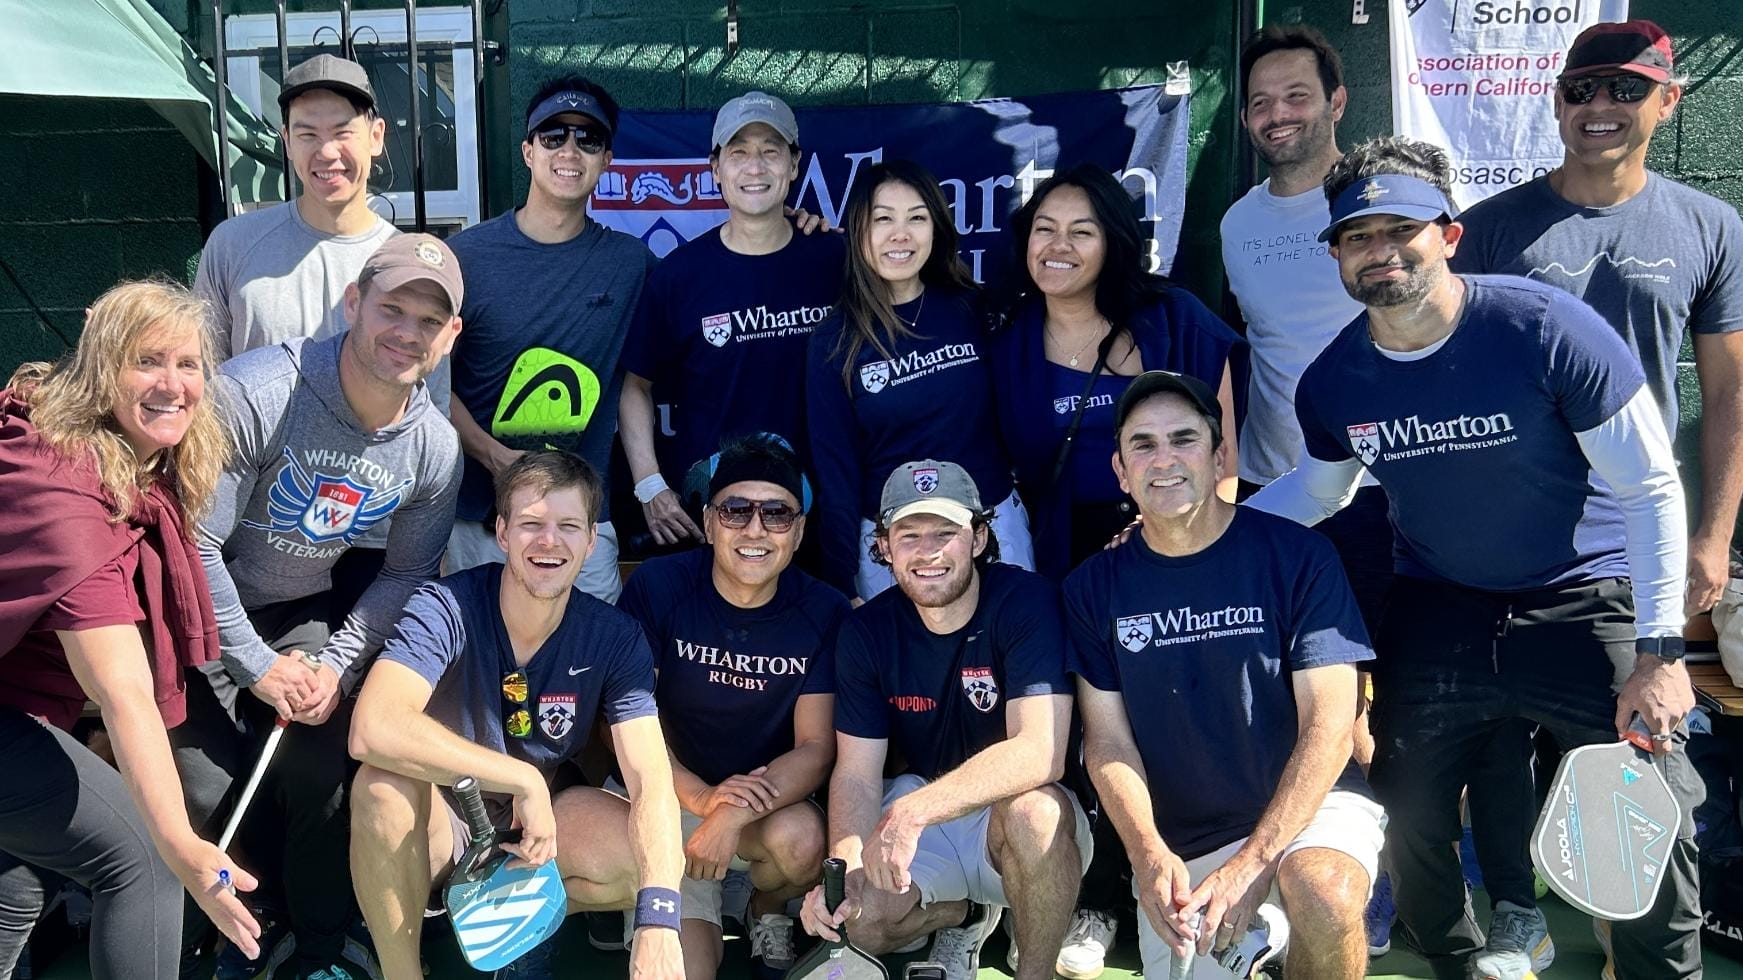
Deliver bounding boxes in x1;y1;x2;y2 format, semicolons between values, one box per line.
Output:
568;666;591;676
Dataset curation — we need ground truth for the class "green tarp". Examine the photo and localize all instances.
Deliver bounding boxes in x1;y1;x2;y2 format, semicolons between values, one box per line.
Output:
0;0;283;202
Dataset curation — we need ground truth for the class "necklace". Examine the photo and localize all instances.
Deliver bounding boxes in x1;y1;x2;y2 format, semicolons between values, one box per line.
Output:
896;290;926;329
1048;317;1109;368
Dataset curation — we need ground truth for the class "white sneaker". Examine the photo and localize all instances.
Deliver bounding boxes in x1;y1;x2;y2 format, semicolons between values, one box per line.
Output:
929;904;1002;980
1215;903;1287;979
750;913;798;972
1468;901;1554;980
1056;909;1118;979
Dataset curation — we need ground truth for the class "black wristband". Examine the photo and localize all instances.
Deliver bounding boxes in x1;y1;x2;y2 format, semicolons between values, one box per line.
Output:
1636;636;1686;663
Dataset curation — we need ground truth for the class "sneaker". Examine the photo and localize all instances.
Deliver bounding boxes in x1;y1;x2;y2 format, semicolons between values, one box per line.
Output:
1056;909;1118;979
1468;901;1554;980
750;912;798;978
292;965;356;980
1216;903;1288;979
491;932;557;980
1365;871;1395;957
929;903;1002;980
584;910;627;952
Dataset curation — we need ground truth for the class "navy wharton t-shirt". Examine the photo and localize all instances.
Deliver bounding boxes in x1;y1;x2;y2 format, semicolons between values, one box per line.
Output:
1066;508;1373;860
833;562;1070;779
379;563;658;777
620;548;849;786
1294;275;1646;591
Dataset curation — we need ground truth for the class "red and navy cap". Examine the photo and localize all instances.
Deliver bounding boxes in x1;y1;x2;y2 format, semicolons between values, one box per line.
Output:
1562;20;1675;84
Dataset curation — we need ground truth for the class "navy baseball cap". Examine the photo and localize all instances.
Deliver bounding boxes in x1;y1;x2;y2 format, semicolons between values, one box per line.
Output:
526;90;613;137
1114;371;1222;434
1319;173;1457;243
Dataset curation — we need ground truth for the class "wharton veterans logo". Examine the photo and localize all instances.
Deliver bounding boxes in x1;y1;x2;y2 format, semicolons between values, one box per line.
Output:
1347;423;1381;466
1345;411;1519;465
1117;615;1154;653
492;348;603;441
242;447;408;547
538;694;577;741
701;313;733;348
960;667;999;713
912;467;940;494
860;360;891;394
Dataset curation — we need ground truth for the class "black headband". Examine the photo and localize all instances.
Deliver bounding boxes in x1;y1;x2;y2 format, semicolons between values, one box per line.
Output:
708;449;806;508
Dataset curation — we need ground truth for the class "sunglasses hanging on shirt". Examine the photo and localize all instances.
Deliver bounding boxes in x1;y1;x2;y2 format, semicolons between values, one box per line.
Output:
502;670;533;739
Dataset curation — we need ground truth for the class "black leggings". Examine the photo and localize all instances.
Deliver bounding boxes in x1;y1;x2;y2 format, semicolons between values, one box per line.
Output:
0;708;184;979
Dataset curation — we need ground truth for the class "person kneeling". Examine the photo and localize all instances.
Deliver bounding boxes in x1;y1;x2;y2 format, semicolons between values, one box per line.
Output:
347;451;683;980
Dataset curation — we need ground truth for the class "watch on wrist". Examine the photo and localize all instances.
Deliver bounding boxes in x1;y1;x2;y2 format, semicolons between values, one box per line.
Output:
1635;636;1686;664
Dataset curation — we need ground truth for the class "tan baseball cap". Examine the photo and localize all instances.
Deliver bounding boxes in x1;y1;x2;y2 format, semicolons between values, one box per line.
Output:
359;234;463;316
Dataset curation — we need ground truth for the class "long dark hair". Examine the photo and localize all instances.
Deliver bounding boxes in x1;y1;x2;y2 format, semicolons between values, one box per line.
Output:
1005;163;1170;364
834;160;977;388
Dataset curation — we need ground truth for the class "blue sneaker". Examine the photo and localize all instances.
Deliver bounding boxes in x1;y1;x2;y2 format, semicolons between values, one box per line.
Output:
492;933;557;980
1365;871;1395;957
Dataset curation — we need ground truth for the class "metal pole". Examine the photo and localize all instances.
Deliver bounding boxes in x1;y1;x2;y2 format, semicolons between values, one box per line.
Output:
471;0;488;218
211;0;235;216
339;0;353;60
276;0;291;200
1234;0;1261;198
406;0;427;231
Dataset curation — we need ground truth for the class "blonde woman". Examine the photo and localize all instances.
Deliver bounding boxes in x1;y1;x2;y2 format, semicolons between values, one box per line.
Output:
0;280;261;978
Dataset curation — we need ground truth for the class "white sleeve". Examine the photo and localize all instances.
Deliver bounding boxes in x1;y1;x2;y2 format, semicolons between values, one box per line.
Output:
1573;387;1687;638
1242;454;1366;527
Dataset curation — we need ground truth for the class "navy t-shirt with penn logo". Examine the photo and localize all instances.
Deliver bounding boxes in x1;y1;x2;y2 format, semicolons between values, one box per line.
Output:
832;562;1070;780
622;226;845;481
1065;508;1372;859
619;548;849;786
806;286;1014;593
1294;275;1646;592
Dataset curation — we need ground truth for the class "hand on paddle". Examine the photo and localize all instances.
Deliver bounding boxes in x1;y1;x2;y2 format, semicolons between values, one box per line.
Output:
1173;851;1275;958
799;863;865;942
1615;655;1695;755
503;783;558;870
1132;842;1196;959
290;662;342;725
249;651;320;720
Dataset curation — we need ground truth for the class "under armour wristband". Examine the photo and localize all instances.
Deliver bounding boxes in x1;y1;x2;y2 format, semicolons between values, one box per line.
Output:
634;887;682;931
633;474;671;505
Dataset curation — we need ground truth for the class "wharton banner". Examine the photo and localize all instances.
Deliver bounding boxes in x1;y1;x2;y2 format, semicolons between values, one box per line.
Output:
587;84;1191;282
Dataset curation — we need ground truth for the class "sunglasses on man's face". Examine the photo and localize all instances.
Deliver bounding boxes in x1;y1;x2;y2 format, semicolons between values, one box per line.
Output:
502;670;532;739
533;124;608;154
1557;74;1654;106
712;497;799;533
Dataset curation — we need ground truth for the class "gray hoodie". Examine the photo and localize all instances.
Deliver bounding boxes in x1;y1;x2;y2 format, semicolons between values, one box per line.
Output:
200;333;461;691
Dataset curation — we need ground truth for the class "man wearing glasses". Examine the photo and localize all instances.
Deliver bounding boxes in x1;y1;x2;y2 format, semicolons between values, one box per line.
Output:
1449;21;1743;975
619;434;849;979
445;74;657;601
349;451;684;980
798;461;1091;980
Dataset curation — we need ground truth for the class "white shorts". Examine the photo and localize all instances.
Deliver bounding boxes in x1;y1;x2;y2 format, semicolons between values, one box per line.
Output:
881;773;1092;909
1133;790;1387;979
854;491;1034;602
677;805;752;926
446;517;622;604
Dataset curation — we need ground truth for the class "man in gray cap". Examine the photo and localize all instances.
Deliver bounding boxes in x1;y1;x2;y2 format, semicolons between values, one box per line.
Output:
445;74;655;602
798;460;1091;980
175;233;465;980
620;91;844;547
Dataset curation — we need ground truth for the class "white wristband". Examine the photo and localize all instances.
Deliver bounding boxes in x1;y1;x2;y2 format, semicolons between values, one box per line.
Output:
634;473;671;505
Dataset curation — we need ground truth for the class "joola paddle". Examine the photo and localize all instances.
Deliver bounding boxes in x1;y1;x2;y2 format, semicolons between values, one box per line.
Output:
787;858;889;980
1531;718;1681;921
442;776;567;971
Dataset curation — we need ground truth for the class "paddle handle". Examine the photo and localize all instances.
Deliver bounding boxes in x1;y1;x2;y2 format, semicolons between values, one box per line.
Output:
823;857;847;915
218;716;290;851
454;776;493;844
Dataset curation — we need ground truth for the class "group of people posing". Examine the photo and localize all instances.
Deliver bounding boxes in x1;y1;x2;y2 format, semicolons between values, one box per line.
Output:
1;14;1739;980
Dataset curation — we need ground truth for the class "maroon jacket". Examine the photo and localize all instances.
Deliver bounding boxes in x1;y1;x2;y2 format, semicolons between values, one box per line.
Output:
0;391;220;730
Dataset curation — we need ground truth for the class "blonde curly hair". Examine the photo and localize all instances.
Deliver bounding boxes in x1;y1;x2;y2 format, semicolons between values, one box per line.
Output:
9;279;230;521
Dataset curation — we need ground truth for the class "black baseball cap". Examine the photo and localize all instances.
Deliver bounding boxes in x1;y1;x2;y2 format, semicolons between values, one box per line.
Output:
1114;371;1222;434
278;54;375;116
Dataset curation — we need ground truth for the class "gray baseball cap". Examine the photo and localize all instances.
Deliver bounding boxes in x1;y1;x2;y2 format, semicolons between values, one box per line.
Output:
360;234;464;316
879;460;984;528
711;91;799;152
278;54;375;116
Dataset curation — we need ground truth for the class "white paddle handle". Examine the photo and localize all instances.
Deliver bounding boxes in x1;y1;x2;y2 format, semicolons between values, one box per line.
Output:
218;717;290;851
1169;912;1203;980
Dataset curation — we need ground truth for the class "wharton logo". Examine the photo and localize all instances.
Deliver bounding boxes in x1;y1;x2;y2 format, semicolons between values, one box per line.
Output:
1116;605;1267;650
912;467;940;494
860;360;890;393
716;303;833;345
960;666;999;713
701;313;732;348
1348;411;1519;464
858;342;980;394
1117;615;1153;653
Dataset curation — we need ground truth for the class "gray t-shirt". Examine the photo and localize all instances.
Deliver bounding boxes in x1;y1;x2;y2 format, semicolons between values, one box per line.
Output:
447;212;656;523
1454;173;1743;434
199;333;462;691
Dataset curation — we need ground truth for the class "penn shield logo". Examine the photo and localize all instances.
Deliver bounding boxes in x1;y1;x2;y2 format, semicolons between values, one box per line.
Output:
860;360;891;394
242;447;407;545
701;313;732;348
538;694;576;741
1053;396;1074;415
492;347;602;440
912;467;940;494
960;667;999;713
1117;615;1154;653
1347;423;1381;466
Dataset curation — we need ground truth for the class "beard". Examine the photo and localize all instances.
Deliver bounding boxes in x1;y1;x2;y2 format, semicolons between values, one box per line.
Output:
1252;107;1336;170
899;563;977;610
1343;259;1443;308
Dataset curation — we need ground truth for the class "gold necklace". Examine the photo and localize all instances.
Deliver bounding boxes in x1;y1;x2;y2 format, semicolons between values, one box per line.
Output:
1049;317;1109;368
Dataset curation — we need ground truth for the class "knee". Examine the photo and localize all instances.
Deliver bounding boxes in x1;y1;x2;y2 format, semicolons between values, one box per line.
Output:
991;787;1071;862
351;765;424;840
759;808;825;882
1278;851;1367;936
